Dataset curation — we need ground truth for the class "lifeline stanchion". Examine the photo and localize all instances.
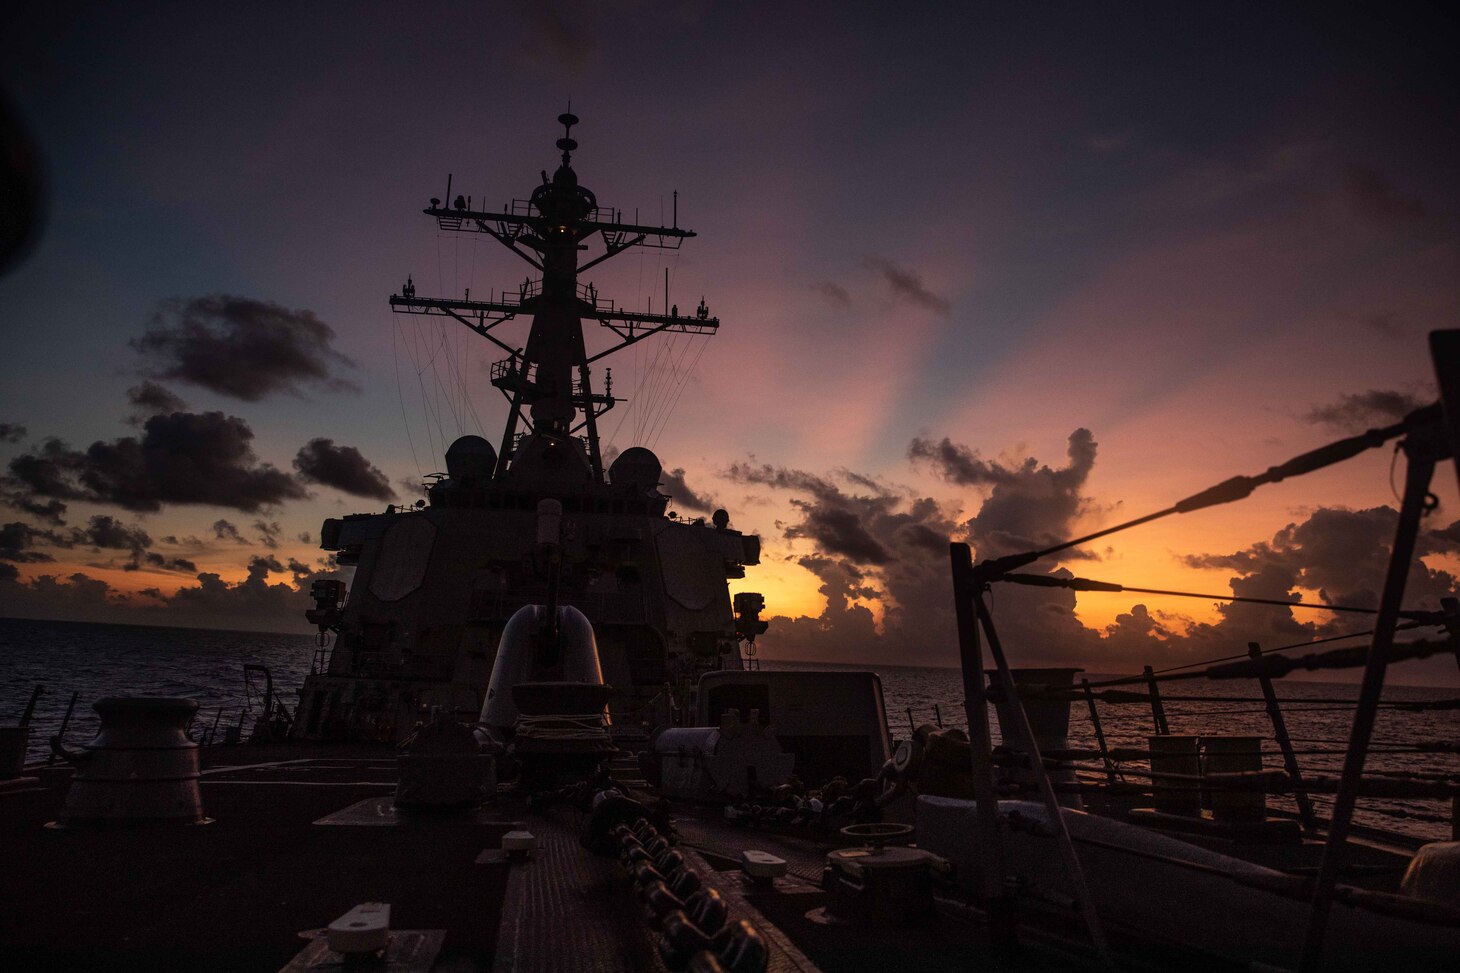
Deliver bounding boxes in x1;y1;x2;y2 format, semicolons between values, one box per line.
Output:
949;543;1014;946
46;691;80;766
1082;678;1117;784
969;563;1112;966
1299;416;1449;973
1249;642;1317;834
19;684;45;727
1142;666;1169;735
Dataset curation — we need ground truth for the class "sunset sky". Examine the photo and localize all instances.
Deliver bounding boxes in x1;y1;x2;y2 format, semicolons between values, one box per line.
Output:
2;3;1458;683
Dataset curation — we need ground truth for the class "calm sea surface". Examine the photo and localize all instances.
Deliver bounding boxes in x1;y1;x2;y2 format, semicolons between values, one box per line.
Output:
3;618;1455;840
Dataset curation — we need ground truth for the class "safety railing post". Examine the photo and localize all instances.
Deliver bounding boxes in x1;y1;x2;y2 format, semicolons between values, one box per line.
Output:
1249;642;1317;833
949;543;1014;945
1082;678;1117;783
46;691;80;765
1143;666;1170;735
1299;422;1444;972
969;564;1111;965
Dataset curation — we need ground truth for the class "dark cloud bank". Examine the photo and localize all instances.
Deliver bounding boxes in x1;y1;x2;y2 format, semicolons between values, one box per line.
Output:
1;514;196;574
810;257;951;314
661;466;717;515
0;295;389;630
131;294;357;402
2;412;307;516
1302;388;1430;432
294;439;396;501
2;398;398;525
0;554;349;634
126;381;188;421
738;421;1460;685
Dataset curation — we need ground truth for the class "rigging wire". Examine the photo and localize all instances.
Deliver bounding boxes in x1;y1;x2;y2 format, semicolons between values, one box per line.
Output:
971;405;1439;577
649;332;711;449
1000;572;1428;618
390;310;424;480
1148;626;1405;677
408;315;443;471
428;317;462;435
648;334;694;443
644;250;704;447
635;332;679;443
438;313;485;436
633;326;675;444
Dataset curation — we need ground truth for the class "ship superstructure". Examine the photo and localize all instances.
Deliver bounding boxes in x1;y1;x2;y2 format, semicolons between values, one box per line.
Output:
294;115;762;741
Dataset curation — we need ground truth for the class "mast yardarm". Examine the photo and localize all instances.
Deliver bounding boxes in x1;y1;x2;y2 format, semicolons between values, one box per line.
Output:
388;114;718;483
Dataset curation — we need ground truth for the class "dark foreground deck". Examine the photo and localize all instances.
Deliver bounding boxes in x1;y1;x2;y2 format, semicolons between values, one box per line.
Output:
0;743;1067;973
0;746;510;972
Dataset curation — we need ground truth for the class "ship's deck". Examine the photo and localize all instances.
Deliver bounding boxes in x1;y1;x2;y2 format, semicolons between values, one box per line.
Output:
17;740;1421;973
0;745;511;972
0;742;1060;973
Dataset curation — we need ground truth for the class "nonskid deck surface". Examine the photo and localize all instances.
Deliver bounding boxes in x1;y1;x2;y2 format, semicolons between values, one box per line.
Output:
0;745;509;973
0;744;817;973
1;743;1082;973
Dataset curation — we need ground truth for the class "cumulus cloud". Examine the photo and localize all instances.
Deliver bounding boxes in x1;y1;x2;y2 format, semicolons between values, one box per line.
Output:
1302;389;1430;432
1184;508;1460;620
131;295;357;402
660;466;717;515
861;255;950;314
973;503;1460;673
726;461;959;663
2;514;197;573
248;554;285;576
82;515;153;570
293;438;396;501
1;522;60;563
2;412;306;514
735;428;1460;681
79;515;196;573
0;423;25;443
143;552;197;573
254;520;283;549
0;555;351;632
126;381;188;420
911;428;1101;559
214;519;247;543
0;571;130;618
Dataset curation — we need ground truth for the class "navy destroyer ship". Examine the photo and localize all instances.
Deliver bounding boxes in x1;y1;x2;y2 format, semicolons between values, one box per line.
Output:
3;118;1459;973
293;113;766;744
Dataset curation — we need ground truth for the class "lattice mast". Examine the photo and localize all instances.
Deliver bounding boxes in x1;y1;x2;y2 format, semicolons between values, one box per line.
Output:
389;113;718;482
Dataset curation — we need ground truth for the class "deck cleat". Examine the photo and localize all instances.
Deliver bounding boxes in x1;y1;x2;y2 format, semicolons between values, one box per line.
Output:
739;850;787;888
326;902;391;956
501;829;537;861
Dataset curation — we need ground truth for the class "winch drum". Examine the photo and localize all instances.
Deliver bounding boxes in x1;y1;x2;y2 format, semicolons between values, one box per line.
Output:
52;697;206;826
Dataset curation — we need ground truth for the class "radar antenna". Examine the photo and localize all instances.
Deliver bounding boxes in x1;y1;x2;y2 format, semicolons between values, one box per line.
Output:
389;115;719;482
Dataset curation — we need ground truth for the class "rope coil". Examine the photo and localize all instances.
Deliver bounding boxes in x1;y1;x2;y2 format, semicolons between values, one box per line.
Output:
514;712;611;741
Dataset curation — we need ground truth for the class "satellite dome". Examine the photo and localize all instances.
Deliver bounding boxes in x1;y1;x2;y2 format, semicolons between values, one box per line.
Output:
609;447;662;492
445;435;497;479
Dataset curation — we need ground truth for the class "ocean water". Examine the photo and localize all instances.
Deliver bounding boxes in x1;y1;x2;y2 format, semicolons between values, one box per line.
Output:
760;658;1458;841
2;618;1454;840
0;618;317;763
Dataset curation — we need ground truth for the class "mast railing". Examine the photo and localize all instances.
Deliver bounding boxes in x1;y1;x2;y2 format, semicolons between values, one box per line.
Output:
490;357;537;387
428;199;696;250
